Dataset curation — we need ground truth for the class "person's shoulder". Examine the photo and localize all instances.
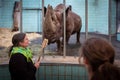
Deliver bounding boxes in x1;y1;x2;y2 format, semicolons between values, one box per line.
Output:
11;53;26;59
10;53;28;63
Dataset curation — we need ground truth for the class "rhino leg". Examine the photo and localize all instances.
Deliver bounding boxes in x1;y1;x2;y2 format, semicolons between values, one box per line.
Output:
56;39;62;54
76;29;80;44
61;32;71;45
66;32;71;44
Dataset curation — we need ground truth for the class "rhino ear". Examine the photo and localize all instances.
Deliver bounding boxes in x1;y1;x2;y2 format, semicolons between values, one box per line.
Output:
48;4;50;7
61;5;71;17
44;6;47;17
47;4;53;11
47;4;52;8
65;6;71;17
69;5;72;11
50;5;53;11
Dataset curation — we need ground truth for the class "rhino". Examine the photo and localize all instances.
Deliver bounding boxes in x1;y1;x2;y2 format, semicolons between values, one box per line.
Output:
43;4;82;53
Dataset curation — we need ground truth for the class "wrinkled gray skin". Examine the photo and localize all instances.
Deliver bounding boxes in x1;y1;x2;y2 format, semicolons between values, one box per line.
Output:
43;4;82;53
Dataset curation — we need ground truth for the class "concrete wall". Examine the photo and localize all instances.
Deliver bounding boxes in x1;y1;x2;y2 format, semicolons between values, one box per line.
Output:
0;0;117;35
0;0;19;28
22;0;42;32
0;7;1;26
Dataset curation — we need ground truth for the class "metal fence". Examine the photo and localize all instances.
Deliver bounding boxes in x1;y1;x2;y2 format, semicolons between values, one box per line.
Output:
0;63;88;80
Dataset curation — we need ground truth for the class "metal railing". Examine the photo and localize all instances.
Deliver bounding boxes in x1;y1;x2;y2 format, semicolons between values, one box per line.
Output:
0;63;88;80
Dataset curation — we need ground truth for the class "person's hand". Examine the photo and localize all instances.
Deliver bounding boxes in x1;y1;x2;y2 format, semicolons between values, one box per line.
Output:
34;57;42;69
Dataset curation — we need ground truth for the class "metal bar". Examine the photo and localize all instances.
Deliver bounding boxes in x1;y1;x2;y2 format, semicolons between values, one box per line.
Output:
22;8;42;10
85;0;88;40
42;0;45;58
108;0;112;42
20;0;22;32
116;0;118;33
63;0;66;58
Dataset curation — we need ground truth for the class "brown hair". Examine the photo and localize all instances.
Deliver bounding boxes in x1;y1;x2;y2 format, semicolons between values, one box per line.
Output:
9;33;26;56
80;37;120;80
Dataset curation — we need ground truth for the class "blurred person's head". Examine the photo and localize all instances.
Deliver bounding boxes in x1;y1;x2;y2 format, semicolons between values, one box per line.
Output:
79;37;120;80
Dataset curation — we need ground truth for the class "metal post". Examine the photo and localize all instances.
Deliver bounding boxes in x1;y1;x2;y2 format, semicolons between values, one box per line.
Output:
85;0;88;40
20;0;22;32
63;0;66;58
38;0;44;79
108;0;112;42
42;0;44;34
42;0;45;58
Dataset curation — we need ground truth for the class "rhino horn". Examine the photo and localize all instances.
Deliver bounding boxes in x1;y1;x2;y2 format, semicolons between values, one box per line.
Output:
44;4;57;32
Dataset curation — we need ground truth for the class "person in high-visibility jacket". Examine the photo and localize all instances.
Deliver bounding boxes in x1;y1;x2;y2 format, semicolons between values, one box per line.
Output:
9;33;41;80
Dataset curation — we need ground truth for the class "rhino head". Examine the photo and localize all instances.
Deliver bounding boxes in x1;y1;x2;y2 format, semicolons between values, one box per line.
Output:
43;4;62;44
